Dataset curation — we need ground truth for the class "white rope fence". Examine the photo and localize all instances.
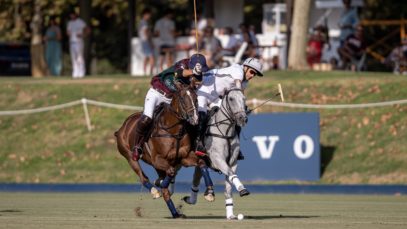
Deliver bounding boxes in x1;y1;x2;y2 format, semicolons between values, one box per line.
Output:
0;98;143;131
1;98;406;131
246;98;407;110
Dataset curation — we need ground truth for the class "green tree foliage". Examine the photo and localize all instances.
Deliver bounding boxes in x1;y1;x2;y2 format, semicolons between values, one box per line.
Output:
1;0;404;74
0;0;193;73
361;0;407;70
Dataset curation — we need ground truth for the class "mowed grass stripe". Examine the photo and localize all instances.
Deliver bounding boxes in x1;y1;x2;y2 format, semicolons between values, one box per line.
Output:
0;193;406;229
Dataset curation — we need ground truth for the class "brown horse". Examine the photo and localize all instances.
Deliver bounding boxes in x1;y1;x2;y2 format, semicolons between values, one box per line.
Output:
115;83;214;218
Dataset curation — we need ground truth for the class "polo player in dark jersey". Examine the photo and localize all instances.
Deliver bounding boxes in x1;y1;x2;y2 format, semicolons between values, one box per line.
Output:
132;54;209;161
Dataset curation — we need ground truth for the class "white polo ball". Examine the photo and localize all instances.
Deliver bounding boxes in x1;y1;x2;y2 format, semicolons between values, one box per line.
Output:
237;213;244;220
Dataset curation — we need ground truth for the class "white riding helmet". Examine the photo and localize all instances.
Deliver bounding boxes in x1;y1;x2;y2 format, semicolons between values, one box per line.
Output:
242;57;263;76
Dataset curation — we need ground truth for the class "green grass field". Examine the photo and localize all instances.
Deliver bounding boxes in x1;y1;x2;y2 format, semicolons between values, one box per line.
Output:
1;192;406;229
0;71;406;184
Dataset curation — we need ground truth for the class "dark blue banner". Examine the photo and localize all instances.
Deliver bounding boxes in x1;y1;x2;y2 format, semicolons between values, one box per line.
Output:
238;112;320;181
139;112;320;182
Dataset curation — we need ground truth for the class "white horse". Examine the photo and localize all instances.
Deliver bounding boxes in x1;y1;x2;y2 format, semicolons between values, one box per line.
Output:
183;88;249;219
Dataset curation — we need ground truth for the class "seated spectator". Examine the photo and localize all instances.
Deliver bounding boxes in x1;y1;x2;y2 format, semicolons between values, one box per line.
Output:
200;26;222;67
338;25;365;71
329;57;340;70
384;38;407;74
238;23;258;60
306;25;327;68
248;24;261;57
221;27;240;56
154;10;176;71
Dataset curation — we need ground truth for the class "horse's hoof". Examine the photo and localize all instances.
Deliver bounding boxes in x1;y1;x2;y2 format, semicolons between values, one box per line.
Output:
174;213;187;219
204;194;215;202
204;189;215;202
239;189;250;197
227;215;237;220
150;187;161;199
182;196;196;205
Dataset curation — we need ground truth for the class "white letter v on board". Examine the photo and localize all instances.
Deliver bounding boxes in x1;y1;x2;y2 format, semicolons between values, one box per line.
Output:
252;136;280;159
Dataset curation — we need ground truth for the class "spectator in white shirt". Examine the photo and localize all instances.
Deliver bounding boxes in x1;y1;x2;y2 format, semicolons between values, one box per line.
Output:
154;10;176;71
138;9;155;76
67;11;89;78
221;27;240;56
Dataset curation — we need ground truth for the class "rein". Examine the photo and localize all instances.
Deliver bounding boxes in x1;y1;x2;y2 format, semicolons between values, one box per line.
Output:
206;88;244;140
150;88;196;158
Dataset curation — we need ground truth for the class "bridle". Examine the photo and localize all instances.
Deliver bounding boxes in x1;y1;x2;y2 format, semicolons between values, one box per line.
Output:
151;86;197;159
220;88;246;123
170;86;197;123
207;88;245;140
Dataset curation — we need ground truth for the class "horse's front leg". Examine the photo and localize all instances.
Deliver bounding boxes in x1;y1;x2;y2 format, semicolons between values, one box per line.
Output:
127;160;160;199
162;181;181;218
227;158;250;197
155;168;181;218
210;144;249;197
225;176;236;219
153;156;176;188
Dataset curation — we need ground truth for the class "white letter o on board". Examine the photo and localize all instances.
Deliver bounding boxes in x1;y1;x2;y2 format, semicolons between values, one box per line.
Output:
293;135;314;159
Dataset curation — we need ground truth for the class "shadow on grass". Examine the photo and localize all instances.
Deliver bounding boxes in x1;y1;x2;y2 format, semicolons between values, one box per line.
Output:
0;209;23;213
176;215;319;220
320;145;336;177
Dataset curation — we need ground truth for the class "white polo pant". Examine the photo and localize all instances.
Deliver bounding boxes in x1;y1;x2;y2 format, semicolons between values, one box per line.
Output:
143;88;172;118
70;41;85;78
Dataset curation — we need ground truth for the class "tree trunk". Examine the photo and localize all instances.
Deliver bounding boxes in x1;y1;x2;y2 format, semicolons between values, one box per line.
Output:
288;0;311;70
285;0;294;67
30;1;47;77
128;0;135;74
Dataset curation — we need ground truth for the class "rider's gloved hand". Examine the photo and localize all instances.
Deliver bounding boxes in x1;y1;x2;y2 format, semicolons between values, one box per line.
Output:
192;63;203;76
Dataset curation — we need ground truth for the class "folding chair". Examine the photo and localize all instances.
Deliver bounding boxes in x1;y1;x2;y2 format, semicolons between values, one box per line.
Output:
221;42;248;67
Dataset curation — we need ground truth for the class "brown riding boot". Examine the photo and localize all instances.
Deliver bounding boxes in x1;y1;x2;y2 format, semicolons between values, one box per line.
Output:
132;115;152;161
195;111;208;157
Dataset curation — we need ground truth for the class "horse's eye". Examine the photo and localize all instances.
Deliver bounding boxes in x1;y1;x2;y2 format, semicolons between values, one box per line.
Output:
229;97;234;101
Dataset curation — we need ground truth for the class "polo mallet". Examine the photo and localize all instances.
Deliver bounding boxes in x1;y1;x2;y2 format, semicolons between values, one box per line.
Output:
193;0;199;53
247;83;284;114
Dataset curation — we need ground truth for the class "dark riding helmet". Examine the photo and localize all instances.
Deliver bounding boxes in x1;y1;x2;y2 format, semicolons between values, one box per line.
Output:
189;53;209;72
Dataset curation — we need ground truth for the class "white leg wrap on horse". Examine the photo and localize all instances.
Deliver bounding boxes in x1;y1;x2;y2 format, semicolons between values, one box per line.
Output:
225;198;234;218
188;186;199;204
228;175;244;191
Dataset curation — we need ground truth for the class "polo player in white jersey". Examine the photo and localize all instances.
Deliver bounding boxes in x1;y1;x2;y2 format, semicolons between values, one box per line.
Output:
195;57;263;159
